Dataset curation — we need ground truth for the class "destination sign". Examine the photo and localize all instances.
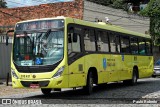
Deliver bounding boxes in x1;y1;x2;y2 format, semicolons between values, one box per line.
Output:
16;19;64;31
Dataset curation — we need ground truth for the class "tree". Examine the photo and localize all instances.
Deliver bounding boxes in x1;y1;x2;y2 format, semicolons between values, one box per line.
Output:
112;0;127;10
0;0;7;8
140;0;160;45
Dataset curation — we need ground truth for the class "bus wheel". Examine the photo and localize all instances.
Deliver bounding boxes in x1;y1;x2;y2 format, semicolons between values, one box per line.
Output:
131;69;138;85
41;88;52;95
84;72;94;95
123;69;138;85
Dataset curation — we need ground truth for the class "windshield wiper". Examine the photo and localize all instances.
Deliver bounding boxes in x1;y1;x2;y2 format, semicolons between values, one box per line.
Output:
37;32;43;39
43;29;51;39
39;29;51;42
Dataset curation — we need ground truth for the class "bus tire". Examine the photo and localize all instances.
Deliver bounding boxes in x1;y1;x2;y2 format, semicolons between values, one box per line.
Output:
131;69;138;85
123;69;138;85
41;88;52;95
152;75;156;78
84;72;94;95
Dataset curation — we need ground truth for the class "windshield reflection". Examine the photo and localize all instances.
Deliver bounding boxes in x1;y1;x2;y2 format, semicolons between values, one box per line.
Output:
13;30;64;66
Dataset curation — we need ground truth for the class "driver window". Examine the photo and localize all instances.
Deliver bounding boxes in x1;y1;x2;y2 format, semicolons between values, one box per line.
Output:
68;33;81;54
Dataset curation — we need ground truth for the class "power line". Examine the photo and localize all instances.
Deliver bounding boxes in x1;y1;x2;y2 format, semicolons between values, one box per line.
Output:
0;10;23;20
31;0;47;4
6;0;31;7
110;17;124;22
0;25;14;28
84;16;149;27
32;0;75;6
127;17;150;25
84;7;147;21
31;0;63;4
85;1;149;21
84;7;149;25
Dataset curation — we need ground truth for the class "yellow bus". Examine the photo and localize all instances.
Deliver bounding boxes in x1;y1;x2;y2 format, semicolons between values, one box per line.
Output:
7;16;153;95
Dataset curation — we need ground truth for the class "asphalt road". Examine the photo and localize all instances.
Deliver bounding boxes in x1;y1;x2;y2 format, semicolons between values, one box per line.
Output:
1;77;160;105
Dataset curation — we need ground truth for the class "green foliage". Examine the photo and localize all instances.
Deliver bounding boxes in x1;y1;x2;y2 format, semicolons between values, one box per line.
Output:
148;0;160;17
140;0;160;17
112;0;127;10
0;0;7;8
140;0;160;45
139;6;149;16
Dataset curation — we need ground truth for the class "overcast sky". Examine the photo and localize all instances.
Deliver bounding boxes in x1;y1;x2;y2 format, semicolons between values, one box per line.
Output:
6;0;73;8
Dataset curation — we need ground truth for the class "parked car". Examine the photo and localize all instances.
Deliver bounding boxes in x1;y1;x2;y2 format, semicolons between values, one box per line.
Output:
153;59;160;77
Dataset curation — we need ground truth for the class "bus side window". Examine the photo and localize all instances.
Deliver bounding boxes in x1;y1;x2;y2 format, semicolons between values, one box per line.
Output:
109;33;116;53
146;39;152;55
130;37;138;54
84;29;96;51
68;26;81;55
72;34;81;52
138;38;146;55
120;36;130;54
68;33;81;54
115;35;120;53
97;31;109;52
109;33;120;53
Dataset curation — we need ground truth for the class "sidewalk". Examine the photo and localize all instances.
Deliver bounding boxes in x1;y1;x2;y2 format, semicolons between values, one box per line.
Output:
0;79;12;86
0;79;40;97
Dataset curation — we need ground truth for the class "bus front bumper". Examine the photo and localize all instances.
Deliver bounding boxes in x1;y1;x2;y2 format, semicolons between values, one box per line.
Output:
12;75;68;88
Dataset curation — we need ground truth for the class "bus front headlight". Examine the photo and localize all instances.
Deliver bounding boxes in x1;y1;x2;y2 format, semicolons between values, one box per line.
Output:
11;69;18;79
53;66;65;78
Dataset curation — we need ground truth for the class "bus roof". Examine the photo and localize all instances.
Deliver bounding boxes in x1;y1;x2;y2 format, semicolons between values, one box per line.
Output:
16;16;150;39
66;17;150;39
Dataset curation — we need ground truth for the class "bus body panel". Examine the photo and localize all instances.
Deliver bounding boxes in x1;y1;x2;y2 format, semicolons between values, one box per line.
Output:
68;57;86;87
67;54;153;86
12;76;69;88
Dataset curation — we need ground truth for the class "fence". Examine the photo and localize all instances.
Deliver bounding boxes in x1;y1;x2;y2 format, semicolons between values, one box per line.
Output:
0;35;13;79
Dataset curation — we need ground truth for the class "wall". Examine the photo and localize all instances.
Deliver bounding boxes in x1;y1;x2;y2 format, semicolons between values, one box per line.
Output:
83;1;149;34
0;35;12;79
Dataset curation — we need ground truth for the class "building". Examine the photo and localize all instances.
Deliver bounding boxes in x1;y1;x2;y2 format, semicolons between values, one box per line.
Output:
0;0;151;79
0;0;149;34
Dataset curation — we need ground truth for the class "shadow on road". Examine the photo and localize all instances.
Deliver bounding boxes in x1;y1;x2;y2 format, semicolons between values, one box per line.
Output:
26;78;160;100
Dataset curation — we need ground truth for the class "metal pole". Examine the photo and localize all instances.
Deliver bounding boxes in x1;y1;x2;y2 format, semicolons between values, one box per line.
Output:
6;72;9;86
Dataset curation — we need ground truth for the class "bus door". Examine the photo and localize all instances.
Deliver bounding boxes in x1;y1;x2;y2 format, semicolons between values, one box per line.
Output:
68;26;85;88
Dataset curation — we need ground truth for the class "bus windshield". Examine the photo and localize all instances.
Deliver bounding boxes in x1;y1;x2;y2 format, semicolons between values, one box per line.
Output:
13;29;64;66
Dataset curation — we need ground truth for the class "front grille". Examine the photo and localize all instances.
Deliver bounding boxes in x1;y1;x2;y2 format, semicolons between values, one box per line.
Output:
21;81;50;87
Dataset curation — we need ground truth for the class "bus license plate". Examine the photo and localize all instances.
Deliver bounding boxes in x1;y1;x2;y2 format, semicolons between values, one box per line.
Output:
30;84;40;88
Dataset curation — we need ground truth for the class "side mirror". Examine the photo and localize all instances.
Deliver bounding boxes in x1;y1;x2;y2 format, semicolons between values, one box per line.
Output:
73;33;78;42
6;30;14;46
